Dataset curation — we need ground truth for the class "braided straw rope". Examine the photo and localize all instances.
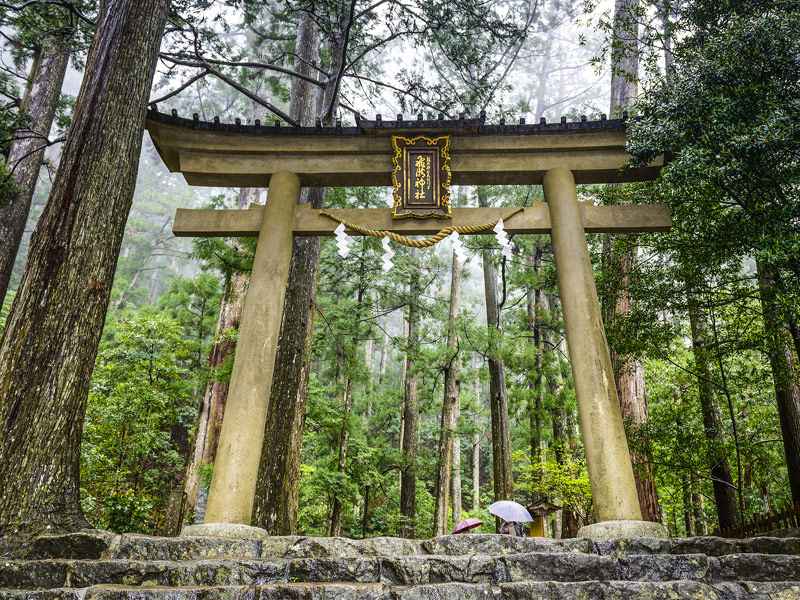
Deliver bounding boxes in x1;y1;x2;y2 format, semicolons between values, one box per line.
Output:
319;207;524;248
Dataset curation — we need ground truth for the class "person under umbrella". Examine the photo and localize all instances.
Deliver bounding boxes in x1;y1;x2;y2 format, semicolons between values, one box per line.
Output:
451;518;483;534
488;500;534;537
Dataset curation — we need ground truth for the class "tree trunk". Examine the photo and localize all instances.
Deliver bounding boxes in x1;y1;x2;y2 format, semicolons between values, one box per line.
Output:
687;291;740;530
481;233;514;505
184;187;254;520
605;0;662;524
0;37;71;308
329;369;353;537
452;427;462;526
251;7;322;535
399;251;420;538
433;251;462;536
472;362;481;510
756;262;800;504
0;0;169;537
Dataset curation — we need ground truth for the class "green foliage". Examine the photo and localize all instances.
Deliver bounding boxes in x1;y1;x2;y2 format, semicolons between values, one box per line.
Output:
513;448;592;522
81;314;196;533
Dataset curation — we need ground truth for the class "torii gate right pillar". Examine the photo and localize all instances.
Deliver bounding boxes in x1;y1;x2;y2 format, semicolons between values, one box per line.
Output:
544;167;665;538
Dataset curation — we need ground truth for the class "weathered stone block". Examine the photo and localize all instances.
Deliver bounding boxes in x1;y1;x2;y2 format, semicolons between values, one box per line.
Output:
421;535;590;556
500;581;605;599
739;537;800;556
83;584;258;599
167;558;286;586
378;557;431;586
0;559;67;589
0;589;78;600
613;553;712;582
390;582;495;599
109;536;262;561
287;557;379;584
67;559;170;587
667;537;741;557
717;554;800;582
426;555;498;584
592;536;671;557
503;552;614;582
29;531;117;560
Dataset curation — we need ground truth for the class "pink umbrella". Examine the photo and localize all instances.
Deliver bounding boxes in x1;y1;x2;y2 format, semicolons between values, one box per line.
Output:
451;518;484;534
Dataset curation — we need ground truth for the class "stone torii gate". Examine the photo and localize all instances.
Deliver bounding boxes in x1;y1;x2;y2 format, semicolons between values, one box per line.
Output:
146;109;671;539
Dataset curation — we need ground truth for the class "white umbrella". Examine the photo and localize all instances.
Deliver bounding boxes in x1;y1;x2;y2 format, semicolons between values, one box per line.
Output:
488;500;534;523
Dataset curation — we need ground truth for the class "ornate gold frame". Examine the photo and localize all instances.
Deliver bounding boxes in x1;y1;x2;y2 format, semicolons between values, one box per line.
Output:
391;135;452;219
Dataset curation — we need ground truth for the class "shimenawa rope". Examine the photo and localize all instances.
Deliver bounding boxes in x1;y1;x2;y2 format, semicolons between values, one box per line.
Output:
319;207;524;249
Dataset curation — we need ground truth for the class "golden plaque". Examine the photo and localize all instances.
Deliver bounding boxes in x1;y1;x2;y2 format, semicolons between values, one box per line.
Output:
391;135;451;219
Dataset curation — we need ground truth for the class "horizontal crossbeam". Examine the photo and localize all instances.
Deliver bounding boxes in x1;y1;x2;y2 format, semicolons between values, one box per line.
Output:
173;203;671;238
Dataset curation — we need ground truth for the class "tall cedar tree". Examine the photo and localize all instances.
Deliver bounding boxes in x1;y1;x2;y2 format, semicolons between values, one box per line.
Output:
603;0;661;523
0;0;169;537
433;251;462;536
0;35;71;307
478;189;514;508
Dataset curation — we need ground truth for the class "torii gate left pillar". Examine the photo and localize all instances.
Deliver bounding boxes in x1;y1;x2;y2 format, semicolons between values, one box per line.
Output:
146;110;670;539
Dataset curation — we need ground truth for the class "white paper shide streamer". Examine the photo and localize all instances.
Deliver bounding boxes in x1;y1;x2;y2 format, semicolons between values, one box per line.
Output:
449;231;467;263
381;236;395;271
335;222;351;258
493;219;512;259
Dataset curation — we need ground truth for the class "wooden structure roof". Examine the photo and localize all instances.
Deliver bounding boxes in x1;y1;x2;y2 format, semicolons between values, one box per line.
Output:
145;109;664;189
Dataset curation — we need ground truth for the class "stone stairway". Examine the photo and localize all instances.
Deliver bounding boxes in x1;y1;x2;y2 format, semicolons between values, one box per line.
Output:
2;531;799;599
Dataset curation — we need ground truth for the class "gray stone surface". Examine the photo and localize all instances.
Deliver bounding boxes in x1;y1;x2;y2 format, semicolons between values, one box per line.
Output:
390;583;494;600
180;524;270;540
109;535;263;561
716;554;800;582
503;552;615;582
577;520;669;540
29;531;117;560
422;534;590;556
4;533;800;599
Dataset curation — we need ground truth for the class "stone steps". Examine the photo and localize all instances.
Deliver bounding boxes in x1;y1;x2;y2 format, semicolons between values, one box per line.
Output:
3;581;800;600
2;532;799;599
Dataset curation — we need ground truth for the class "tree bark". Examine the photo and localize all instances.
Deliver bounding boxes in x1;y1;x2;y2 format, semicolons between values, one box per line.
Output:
481;235;514;506
756;262;800;504
251;6;323;535
472;361;481;510
687;290;740;530
0;37;71;308
328;363;353;537
0;0;169;537
433;251;462;536
399;251;420;538
184;187;255;519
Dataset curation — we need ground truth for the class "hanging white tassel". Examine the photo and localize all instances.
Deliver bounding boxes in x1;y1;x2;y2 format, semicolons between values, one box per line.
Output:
449;230;467;263
335;222;351;258
493;219;512;259
381;236;395;271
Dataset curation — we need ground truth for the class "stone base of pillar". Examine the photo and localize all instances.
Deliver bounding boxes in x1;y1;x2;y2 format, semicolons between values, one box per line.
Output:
180;523;270;539
578;520;669;540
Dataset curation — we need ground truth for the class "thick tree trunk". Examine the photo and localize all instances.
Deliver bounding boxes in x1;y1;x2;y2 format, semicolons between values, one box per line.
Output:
482;245;514;505
0;38;71;308
0;0;169;537
251;8;322;535
399;253;420;538
433;251;462;536
687;293;740;530
756;263;800;503
184;187;254;520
